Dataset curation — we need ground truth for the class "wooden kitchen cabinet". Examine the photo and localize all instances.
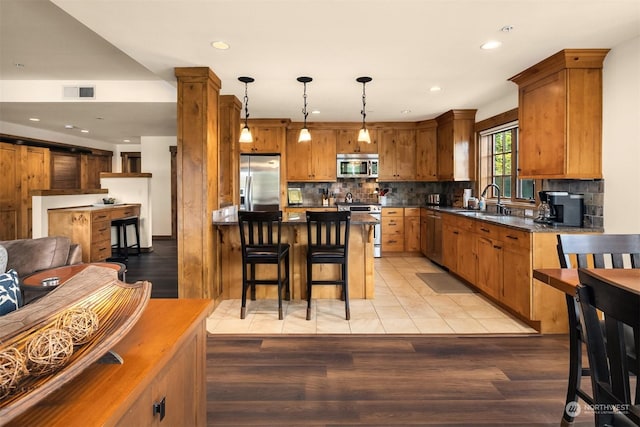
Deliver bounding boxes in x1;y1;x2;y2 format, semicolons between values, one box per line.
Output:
286;128;337;181
422;208;443;264
442;214;476;283
336;128;378;154
415;121;438;181
0;142;51;240
7;299;212;427
436;110;476;181
440;212;577;332
509;49;609;179
239;119;288;154
378;127;416;181
48;204;141;262
381;207;404;252
500;227;532;317
404;208;421;252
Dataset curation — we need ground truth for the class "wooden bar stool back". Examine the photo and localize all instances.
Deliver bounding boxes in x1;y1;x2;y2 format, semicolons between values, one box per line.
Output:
556;234;640;425
238;211;290;320
305;211;351;321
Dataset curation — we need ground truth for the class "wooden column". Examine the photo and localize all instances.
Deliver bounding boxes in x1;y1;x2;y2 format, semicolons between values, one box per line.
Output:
175;67;221;299
218;95;241;207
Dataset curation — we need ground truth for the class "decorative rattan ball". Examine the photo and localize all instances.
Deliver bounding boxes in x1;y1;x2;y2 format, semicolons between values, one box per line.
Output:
0;347;28;399
56;307;100;345
26;328;74;376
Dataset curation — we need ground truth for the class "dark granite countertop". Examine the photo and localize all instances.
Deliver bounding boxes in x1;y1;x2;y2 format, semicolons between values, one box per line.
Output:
213;212;379;226
426;206;603;233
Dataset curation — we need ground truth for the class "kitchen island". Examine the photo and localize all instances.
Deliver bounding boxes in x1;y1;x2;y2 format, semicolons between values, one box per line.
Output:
213;212;378;301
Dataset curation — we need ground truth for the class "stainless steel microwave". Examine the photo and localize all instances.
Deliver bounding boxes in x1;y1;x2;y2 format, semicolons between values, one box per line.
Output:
337;153;379;178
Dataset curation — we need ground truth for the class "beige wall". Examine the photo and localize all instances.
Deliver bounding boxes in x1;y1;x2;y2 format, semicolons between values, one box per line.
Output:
602;36;640;233
141;136;175;237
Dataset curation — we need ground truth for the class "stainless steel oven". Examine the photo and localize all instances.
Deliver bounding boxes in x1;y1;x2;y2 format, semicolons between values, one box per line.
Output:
337;203;381;257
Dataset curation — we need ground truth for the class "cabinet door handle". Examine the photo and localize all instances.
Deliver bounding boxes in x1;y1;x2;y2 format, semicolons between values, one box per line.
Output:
480;228;490;233
505;235;518;240
493;245;502;249
153;396;166;421
453;231;459;235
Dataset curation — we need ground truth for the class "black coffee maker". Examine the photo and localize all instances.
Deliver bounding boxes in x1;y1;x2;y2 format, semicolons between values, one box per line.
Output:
541;191;585;227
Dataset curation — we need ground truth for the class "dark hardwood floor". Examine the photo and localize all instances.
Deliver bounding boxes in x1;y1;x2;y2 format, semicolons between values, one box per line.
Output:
206;335;594;426
122;240;594;426
120;238;178;298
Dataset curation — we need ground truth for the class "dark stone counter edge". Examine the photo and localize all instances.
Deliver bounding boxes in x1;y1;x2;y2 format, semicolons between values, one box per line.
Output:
213;212;379;226
427;206;603;234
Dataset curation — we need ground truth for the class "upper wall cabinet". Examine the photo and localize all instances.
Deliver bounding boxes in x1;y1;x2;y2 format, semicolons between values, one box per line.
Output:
239;119;289;154
415;120;438;181
509;49;609;179
286;128;337;182
336;128;378;154
436;110;476;181
379;127;417;181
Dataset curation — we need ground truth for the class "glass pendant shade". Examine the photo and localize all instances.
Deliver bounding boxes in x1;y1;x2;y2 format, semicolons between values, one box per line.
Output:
357;128;371;144
239;126;253;143
298;127;312;142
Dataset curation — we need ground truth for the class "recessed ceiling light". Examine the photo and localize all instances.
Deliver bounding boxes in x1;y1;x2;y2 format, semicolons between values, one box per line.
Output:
401;109;411;114
211;41;230;50
80;129;89;133
481;40;502;50
429;86;442;92
501;25;514;33
29;117;40;122
311;110;320;115
123;139;131;143
64;124;74;129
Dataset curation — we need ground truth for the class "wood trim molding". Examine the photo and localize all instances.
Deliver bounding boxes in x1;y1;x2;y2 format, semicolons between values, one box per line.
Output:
100;172;152;178
475;108;519;132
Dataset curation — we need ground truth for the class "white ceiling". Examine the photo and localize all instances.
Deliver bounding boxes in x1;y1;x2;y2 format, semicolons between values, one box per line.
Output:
1;0;639;146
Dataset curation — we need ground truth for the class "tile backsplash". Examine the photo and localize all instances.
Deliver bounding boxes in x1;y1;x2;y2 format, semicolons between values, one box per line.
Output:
288;178;604;228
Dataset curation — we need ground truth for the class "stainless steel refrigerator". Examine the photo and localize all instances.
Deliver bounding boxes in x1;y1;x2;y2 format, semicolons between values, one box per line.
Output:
240;154;281;211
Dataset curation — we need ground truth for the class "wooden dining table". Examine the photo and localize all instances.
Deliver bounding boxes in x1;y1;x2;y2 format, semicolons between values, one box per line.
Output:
534;267;640;296
533;267;640;426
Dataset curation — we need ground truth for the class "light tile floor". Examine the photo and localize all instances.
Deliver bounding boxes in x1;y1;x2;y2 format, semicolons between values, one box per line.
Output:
206;256;537;335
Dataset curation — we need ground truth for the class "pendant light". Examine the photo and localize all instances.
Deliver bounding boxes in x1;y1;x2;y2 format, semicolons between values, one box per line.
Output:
356;76;372;144
238;76;254;143
297;76;312;143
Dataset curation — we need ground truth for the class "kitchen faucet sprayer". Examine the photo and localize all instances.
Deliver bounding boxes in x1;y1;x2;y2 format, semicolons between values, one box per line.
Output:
480;183;510;215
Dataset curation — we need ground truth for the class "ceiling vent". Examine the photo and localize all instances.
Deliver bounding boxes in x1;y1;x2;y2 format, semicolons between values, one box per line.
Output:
63;85;95;99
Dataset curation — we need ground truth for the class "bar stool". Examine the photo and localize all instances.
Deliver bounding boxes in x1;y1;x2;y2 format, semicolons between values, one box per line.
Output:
111;216;141;260
238;210;290;320
305;211;351;321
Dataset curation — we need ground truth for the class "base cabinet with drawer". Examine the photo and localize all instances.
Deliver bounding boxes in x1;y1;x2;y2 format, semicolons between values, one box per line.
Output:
6;299;213;427
441;212;568;333
48;204;140;262
381;208;404;252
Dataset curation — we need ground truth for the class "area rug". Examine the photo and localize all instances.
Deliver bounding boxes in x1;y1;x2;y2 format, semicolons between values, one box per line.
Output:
416;272;477;294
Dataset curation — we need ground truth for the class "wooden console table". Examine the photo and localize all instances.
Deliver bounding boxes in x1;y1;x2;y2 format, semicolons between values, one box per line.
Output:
48;204;141;262
5;298;213;427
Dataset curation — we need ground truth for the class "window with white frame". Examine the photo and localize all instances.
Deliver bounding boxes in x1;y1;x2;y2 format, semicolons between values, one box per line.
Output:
479;122;535;202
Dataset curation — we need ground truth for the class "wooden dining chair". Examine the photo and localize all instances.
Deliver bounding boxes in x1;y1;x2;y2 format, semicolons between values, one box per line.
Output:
576;268;640;426
305;211;351;321
238;211;290;320
556;234;640;425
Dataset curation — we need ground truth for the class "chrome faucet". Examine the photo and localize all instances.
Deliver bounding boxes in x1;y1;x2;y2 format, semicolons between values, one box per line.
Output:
481;183;509;215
